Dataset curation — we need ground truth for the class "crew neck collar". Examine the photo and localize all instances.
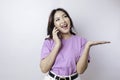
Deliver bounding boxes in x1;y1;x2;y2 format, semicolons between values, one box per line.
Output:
62;34;74;41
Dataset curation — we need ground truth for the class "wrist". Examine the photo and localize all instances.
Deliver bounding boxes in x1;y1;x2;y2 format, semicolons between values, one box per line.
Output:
55;43;61;48
86;41;93;47
85;42;91;48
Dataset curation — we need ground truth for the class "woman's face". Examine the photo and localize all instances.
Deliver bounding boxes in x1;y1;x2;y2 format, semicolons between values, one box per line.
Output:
54;11;71;34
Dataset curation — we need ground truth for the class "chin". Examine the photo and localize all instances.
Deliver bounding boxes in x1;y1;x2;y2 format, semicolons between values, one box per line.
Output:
61;31;70;34
60;28;70;34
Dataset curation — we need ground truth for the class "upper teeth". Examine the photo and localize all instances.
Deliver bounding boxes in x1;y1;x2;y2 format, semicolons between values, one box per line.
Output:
61;23;67;28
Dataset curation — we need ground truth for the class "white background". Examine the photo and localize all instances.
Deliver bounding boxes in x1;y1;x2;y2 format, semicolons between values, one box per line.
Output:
0;0;120;80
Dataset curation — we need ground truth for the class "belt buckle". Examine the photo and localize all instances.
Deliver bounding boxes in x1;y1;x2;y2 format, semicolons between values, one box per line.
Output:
59;77;66;80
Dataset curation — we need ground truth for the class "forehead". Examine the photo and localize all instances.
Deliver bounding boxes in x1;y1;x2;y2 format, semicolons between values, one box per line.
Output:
54;11;66;18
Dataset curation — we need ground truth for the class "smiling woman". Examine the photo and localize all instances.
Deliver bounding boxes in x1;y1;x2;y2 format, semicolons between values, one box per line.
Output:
40;8;110;80
47;8;76;39
54;10;71;34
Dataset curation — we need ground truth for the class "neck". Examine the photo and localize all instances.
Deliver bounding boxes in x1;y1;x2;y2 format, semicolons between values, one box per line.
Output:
62;33;72;39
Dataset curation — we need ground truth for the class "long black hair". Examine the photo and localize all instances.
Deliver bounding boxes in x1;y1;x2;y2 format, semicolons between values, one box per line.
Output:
47;8;76;39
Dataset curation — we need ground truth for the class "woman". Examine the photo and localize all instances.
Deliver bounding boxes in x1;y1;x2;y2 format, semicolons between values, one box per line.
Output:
40;8;110;80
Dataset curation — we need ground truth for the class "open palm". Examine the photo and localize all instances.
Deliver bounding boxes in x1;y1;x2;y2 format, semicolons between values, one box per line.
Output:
87;41;110;46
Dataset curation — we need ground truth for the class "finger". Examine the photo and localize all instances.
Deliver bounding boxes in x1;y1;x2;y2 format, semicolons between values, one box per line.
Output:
99;41;111;44
95;41;111;45
55;30;59;34
55;28;60;33
53;27;56;31
53;27;58;33
105;41;111;43
54;27;58;30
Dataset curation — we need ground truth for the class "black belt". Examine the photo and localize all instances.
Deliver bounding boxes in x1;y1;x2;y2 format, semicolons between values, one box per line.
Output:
48;71;78;80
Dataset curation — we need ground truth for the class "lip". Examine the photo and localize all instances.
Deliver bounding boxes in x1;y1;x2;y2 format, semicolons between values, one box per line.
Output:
61;23;68;29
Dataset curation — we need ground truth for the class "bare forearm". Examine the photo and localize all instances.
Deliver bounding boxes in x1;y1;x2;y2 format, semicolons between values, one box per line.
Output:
40;44;60;73
76;41;110;74
77;44;90;74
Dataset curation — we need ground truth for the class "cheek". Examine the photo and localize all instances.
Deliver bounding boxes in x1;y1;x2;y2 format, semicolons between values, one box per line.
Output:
67;20;71;25
54;22;59;27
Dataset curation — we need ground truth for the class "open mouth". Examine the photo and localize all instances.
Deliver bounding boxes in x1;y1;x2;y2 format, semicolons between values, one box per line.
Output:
61;23;68;30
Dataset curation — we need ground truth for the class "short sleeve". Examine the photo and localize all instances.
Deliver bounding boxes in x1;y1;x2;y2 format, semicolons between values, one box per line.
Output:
40;39;51;60
80;38;90;62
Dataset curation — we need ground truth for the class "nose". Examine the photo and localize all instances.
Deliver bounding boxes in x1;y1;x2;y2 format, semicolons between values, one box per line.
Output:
60;18;66;24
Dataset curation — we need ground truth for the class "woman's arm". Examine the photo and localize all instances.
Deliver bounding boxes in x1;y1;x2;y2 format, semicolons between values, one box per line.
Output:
40;27;61;73
40;44;61;73
76;43;90;74
76;41;110;74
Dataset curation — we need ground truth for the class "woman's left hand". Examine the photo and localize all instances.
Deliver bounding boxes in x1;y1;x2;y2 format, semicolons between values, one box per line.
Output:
86;41;111;47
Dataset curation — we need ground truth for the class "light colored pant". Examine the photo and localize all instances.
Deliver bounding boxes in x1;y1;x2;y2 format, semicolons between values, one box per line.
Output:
43;74;81;80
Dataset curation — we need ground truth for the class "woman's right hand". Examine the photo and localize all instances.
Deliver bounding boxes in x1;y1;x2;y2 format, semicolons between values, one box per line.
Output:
40;27;62;73
52;27;61;47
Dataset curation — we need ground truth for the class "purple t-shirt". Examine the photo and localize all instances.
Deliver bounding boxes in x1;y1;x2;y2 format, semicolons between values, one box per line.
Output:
41;35;90;76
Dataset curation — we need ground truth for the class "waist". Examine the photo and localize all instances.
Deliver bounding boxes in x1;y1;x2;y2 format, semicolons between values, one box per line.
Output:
51;67;77;76
48;71;78;80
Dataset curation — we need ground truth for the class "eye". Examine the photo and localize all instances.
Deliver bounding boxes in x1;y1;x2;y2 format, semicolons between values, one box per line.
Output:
63;15;68;18
55;18;60;21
